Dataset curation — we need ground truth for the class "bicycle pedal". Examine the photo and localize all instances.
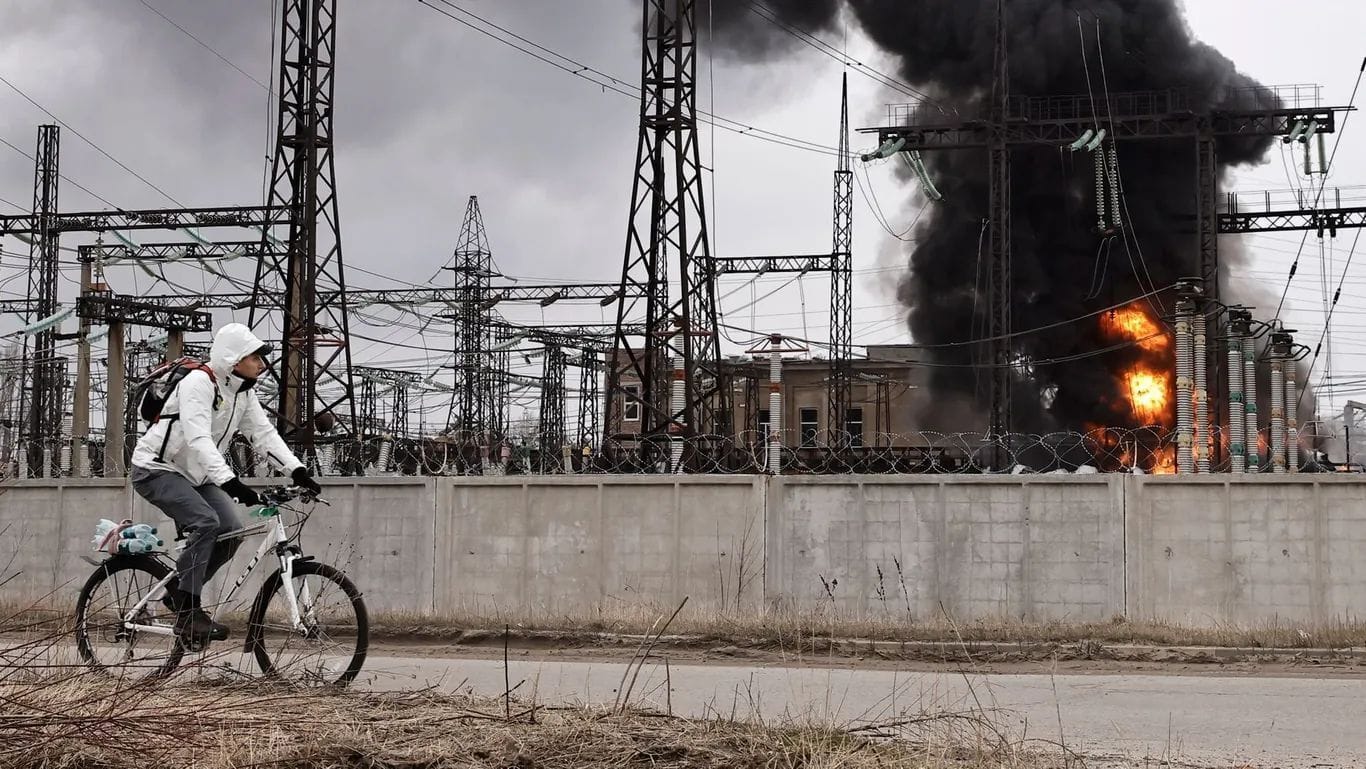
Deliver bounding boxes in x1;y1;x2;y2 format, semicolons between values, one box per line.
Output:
181;635;210;653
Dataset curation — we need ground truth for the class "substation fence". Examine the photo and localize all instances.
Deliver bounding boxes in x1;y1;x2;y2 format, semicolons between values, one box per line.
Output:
0;424;1338;478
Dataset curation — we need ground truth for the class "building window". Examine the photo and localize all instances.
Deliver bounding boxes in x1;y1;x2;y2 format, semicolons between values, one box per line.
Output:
845;407;864;448
757;409;770;436
800;407;818;447
623;384;640;422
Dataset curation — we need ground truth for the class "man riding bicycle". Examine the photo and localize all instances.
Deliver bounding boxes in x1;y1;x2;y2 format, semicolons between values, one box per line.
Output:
130;323;322;648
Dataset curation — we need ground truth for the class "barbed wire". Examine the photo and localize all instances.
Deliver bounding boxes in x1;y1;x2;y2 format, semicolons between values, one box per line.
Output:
0;424;1341;479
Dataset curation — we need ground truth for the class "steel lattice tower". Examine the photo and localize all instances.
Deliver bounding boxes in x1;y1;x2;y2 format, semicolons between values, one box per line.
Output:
987;0;1013;465
577;353;600;444
606;0;724;448
22;125;60;475
828;75;854;444
448;196;494;439
538;344;567;469
250;0;358;457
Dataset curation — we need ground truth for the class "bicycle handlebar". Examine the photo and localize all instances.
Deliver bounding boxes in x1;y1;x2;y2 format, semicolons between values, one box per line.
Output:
259;485;330;507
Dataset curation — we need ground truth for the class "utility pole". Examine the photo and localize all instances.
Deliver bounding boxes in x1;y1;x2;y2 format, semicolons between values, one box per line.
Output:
829;74;854;446
104;322;125;475
987;0;1013;468
71;259;93;477
23;125;60;476
607;0;724;462
251;0;359;461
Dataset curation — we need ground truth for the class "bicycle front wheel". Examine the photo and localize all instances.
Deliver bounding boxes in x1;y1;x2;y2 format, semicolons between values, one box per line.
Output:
74;556;183;680
246;560;368;687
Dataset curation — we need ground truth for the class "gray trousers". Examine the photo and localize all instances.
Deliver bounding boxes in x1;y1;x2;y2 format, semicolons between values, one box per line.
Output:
131;466;243;596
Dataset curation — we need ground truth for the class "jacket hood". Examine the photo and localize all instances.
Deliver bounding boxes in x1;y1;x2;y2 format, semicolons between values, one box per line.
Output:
210;323;270;383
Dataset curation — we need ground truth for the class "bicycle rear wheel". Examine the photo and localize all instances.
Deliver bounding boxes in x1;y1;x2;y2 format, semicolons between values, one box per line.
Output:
74;556;183;680
246;560;367;687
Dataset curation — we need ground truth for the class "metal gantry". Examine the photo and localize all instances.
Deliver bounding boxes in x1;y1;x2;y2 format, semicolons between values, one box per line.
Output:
607;0;725;453
21;125;61;475
250;0;359;458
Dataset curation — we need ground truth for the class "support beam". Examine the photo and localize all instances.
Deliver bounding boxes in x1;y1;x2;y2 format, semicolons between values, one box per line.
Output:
0;205;281;236
104;322;125;476
140;283;636;310
77;294;212;332
986;0;1013;465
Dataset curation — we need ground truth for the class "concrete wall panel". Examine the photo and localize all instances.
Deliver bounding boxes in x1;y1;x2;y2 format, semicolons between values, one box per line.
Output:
767;476;1124;622
1126;476;1366;625
434;476;764;616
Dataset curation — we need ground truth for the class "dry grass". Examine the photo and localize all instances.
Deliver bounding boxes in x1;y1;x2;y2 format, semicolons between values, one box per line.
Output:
0;675;1075;769
366;602;1366;653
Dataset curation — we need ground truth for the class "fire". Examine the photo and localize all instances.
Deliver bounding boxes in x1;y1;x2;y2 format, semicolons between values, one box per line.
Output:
1105;306;1170;353
1091;302;1177;472
1101;303;1174;429
1124;368;1169;426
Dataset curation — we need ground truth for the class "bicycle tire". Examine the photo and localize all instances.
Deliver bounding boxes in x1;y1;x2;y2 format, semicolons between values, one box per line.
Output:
245;560;368;687
74;556;184;680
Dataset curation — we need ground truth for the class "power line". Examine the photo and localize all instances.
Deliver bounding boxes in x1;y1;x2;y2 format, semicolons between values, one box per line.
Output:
135;0;275;93
414;0;844;158
744;1;943;108
0;74;186;207
0;134;122;208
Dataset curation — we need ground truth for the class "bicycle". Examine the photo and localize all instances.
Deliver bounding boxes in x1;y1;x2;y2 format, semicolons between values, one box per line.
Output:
73;486;369;686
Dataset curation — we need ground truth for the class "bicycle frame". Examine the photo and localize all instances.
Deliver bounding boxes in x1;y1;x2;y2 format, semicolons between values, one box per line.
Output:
113;505;314;639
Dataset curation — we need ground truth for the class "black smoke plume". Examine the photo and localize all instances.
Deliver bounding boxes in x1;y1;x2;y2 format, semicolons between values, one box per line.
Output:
711;0;1278;433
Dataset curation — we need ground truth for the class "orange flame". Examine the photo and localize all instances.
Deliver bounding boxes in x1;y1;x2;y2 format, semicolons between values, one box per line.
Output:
1101;303;1174;429
1105;305;1170;353
1124;369;1169;426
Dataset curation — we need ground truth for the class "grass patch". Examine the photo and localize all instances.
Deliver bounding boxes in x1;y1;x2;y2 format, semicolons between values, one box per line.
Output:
367;602;1366;651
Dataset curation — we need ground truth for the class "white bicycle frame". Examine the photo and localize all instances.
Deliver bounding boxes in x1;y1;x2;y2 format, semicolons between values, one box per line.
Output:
115;505;315;638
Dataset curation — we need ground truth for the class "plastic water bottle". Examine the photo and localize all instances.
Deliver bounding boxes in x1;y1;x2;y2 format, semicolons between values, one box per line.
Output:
117;538;157;556
121;523;158;540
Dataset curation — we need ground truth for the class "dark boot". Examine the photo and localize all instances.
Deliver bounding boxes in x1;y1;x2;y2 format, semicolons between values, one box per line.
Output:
159;578;182;614
171;591;229;648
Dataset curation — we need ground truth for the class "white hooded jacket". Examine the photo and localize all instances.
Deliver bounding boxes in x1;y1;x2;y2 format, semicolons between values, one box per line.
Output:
131;323;303;486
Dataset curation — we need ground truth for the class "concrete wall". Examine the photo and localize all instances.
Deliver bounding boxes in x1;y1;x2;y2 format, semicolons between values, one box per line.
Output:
1126;475;1366;625
433;475;765;615
767;476;1125;622
5;475;1366;627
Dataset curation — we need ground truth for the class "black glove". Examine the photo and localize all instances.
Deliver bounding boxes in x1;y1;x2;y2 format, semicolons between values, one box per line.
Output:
220;477;262;507
291;467;322;496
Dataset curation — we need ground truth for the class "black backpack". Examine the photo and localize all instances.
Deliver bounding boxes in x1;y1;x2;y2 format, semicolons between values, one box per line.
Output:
131;357;220;424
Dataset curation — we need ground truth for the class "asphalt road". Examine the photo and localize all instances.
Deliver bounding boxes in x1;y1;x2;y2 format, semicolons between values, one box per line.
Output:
354;652;1365;769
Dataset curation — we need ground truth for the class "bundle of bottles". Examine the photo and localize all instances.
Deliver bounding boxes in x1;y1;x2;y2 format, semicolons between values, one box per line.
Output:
92;519;165;555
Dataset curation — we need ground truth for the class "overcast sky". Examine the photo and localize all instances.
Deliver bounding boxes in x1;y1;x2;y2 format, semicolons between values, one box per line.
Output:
0;0;1361;431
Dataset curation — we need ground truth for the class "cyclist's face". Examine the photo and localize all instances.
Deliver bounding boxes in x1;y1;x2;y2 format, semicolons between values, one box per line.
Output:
234;353;267;379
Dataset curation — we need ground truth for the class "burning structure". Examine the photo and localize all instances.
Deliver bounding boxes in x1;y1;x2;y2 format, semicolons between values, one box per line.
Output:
712;0;1347;472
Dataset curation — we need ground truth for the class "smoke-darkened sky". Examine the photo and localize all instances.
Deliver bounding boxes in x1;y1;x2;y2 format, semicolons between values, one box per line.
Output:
0;0;1361;430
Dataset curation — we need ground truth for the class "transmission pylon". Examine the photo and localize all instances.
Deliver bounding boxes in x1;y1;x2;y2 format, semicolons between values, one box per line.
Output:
606;0;724;454
538;344;566;471
447;196;494;440
829;75;854;445
22;125;60;476
250;0;358;459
